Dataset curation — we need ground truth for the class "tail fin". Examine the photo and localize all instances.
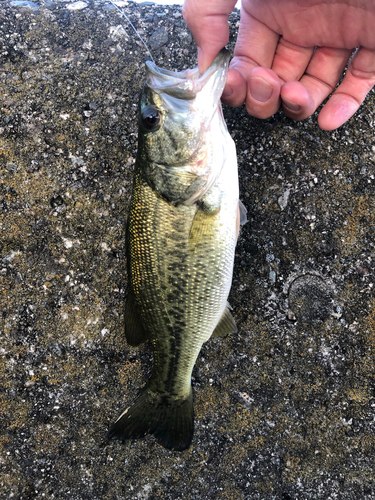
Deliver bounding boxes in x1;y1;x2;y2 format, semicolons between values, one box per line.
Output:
108;387;194;451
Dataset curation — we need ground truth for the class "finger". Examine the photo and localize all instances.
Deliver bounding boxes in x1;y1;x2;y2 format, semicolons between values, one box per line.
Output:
244;67;282;117
318;47;375;130
221;67;247;107
272;38;314;83
280;46;352;120
245;38;314;118
222;66;282;110
182;0;236;74
223;7;281;115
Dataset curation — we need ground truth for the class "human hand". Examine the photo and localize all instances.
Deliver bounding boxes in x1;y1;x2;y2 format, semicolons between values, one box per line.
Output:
182;0;375;130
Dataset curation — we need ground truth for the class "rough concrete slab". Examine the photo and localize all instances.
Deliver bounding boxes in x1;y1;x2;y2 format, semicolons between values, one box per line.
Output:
1;1;374;499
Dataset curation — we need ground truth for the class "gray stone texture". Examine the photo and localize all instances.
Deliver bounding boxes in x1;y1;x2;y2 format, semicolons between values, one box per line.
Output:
1;1;374;499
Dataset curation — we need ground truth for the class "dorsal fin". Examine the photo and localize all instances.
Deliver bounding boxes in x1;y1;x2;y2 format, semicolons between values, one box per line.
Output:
124;288;150;346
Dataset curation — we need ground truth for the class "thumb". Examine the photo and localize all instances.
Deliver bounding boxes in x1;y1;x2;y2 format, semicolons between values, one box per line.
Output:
183;0;237;73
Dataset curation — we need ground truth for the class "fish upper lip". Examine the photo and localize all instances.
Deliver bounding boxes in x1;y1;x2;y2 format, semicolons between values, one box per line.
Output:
145;48;231;99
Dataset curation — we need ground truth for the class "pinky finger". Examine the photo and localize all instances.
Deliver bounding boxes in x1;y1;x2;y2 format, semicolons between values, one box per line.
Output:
318;47;375;131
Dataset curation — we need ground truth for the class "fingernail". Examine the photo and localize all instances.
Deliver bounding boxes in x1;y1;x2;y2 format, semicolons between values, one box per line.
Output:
222;86;233;98
283;98;301;113
249;77;273;103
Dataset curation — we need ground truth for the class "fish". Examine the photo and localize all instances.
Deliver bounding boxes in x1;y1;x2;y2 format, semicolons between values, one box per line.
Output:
108;48;246;451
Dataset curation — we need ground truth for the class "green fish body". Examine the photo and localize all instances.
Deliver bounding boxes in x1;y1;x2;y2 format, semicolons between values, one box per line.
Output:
109;49;244;451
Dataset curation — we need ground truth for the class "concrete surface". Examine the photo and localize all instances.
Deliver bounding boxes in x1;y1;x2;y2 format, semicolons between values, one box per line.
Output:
1;1;374;498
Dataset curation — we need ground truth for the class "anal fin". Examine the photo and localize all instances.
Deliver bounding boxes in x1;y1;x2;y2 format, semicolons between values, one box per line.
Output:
211;304;237;338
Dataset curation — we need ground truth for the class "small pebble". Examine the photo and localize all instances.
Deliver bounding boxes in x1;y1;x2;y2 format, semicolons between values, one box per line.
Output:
10;0;39;11
67;1;88;10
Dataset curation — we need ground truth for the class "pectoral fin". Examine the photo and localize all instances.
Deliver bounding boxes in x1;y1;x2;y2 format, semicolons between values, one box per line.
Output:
236;200;248;240
189;205;217;246
239;200;247;225
211;304;237;338
124;288;150;346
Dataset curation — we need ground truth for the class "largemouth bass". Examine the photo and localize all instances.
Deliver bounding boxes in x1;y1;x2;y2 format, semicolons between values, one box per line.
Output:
109;48;245;451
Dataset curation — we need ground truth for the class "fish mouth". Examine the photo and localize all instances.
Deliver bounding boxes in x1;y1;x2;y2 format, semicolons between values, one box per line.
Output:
145;48;231;101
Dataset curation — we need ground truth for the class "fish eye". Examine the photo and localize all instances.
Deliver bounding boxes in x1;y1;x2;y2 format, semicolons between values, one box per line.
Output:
141;107;161;131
